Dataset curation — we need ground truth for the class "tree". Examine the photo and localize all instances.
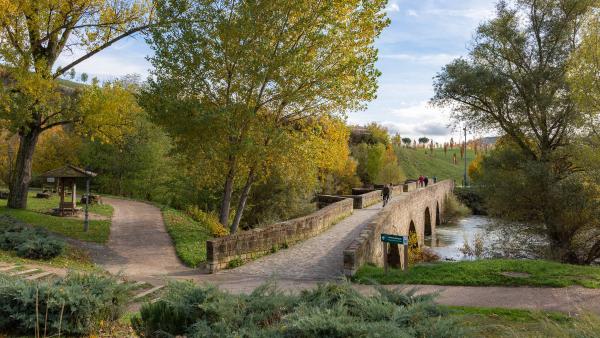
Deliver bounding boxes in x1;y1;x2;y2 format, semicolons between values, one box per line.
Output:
401;137;412;147
145;0;389;233
418;137;429;146
568;9;600;115
0;0;154;209
432;0;599;263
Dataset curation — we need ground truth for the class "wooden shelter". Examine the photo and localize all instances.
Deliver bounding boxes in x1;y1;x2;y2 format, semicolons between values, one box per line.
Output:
39;165;97;216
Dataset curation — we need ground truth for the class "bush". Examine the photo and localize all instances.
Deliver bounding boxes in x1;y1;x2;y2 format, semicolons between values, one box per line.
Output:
454;187;486;215
0;224;64;259
132;281;470;337
0;272;130;336
443;194;471;223
186;205;230;237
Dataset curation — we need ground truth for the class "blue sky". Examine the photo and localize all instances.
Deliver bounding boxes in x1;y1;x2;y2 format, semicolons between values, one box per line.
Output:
56;0;498;142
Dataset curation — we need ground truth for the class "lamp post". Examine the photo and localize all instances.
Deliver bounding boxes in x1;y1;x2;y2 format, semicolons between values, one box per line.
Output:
463;127;468;187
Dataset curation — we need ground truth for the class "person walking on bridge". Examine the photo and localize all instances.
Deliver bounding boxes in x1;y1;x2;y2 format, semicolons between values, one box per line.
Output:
382;184;391;207
424;176;429;187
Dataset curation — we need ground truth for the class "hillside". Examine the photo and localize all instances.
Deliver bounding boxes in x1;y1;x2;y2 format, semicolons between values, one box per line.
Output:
395;147;477;184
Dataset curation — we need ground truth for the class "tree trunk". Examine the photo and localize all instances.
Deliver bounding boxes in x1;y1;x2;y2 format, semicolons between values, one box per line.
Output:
230;168;256;234
219;158;236;226
8;129;40;209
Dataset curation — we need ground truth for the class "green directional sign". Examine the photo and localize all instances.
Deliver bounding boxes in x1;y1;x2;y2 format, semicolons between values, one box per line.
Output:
380;233;408;245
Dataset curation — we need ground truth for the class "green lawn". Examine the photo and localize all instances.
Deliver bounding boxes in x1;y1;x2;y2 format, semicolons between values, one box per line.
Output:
0;192;113;243
354;259;600;288
396;147;477;183
447;306;592;338
160;206;213;268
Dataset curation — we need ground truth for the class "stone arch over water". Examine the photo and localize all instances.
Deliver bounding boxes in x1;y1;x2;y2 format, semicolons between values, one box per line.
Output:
424;207;432;236
436;201;441;226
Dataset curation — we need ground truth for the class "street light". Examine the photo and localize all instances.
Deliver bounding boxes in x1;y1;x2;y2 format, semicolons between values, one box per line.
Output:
463;127;468;187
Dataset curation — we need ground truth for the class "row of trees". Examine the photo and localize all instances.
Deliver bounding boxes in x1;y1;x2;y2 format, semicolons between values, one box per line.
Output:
0;0;390;233
433;0;600;264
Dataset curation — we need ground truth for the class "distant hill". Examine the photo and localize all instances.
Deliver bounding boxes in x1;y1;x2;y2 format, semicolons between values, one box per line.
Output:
394;146;477;184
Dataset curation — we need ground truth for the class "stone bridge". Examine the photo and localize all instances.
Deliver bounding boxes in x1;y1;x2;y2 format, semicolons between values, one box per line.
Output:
343;180;454;276
206;180;454;277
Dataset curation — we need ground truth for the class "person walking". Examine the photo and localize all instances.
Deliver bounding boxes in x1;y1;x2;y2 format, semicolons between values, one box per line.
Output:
424;176;429;187
418;175;424;187
382;184;391;207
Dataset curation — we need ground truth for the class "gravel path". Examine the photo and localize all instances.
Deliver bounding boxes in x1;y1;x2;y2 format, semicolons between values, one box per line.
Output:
90;198;190;279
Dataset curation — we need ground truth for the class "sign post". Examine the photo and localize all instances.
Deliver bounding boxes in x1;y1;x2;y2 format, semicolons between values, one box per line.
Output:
380;233;409;273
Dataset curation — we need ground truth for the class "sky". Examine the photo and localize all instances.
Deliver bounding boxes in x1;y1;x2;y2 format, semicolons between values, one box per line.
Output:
55;0;498;142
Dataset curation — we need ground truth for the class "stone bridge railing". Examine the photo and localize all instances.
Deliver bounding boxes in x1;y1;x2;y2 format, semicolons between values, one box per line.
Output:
343;180;454;276
206;196;353;273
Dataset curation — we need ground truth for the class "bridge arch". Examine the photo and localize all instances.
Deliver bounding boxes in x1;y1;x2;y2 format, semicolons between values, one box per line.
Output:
409;220;417;247
436;201;441;226
424;207;432;236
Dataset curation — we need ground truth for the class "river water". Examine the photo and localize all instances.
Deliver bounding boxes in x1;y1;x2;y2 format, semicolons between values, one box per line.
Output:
424;215;491;260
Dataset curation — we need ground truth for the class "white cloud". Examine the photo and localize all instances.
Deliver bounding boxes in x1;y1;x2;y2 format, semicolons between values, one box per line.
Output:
406;10;418;17
379;53;460;66
424;8;494;21
385;2;400;13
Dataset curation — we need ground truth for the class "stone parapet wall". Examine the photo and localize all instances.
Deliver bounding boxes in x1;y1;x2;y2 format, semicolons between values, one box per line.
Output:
343;180;454;276
207;197;353;273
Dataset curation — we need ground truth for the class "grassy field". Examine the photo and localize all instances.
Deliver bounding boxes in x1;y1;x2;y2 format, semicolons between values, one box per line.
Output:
0;192;113;243
160;206;213;267
396;147;477;183
354;259;600;288
447;306;599;338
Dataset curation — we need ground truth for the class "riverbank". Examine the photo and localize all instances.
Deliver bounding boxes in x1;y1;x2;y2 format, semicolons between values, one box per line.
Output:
353;259;600;288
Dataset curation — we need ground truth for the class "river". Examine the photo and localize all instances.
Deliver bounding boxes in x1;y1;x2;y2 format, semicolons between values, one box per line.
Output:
425;215;491;260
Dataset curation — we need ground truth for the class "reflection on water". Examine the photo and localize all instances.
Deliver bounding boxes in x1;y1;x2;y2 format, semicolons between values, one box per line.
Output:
424;215;490;260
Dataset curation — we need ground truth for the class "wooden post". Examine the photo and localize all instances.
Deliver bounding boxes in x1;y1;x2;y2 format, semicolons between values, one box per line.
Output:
383;242;388;275
402;242;409;271
59;178;65;216
71;180;76;210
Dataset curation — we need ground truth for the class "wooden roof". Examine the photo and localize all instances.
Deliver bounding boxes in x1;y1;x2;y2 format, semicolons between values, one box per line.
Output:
39;165;97;178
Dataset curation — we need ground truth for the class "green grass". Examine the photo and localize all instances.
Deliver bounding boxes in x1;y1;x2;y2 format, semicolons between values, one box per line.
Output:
447;306;576;338
0;192;112;243
354;259;600;288
396;147;477;183
160;206;213;268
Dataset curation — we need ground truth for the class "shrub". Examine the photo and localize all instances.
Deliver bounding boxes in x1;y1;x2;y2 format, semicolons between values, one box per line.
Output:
0;272;130;336
443;194;471;223
132;281;470;337
227;257;243;269
0;224;64;259
186;205;230;237
454;187;487;215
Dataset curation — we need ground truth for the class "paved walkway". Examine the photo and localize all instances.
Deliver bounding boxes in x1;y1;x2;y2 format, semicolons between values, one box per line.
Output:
90;198;190;279
187;200;384;289
71;196;600;315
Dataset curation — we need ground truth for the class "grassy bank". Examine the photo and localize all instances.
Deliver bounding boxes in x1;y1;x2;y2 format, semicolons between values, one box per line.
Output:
160;206;212;267
446;306;599;338
354;259;600;288
1;192;112;243
396;147;476;182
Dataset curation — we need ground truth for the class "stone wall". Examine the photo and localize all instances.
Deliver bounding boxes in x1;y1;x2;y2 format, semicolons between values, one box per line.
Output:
343;180;454;276
207;197;353;273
